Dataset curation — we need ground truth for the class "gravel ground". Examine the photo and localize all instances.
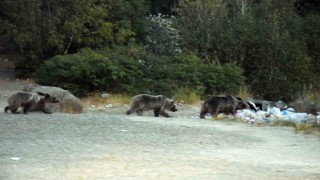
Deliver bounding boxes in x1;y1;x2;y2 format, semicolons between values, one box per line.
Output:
1;58;320;179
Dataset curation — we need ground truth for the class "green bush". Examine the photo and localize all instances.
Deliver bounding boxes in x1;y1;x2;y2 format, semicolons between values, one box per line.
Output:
36;48;120;96
36;46;245;98
199;63;245;96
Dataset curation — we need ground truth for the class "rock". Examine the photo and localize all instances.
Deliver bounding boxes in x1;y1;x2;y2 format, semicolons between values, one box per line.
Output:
23;85;83;113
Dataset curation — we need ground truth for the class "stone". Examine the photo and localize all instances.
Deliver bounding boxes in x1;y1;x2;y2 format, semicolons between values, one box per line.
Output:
23;85;83;113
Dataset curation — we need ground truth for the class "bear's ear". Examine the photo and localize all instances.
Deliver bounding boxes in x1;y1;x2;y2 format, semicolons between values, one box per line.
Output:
36;92;46;96
45;93;50;99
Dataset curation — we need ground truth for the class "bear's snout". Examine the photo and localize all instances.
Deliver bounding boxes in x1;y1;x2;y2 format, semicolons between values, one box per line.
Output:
171;106;177;112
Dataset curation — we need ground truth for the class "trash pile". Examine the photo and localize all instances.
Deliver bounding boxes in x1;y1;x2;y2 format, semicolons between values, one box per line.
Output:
236;107;319;124
204;99;319;125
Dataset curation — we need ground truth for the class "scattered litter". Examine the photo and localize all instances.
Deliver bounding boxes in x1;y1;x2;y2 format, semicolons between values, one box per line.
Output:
235;106;318;124
91;105;96;108
101;92;110;98
268;107;282;118
4;59;8;62
204;113;211;119
10;157;21;161
121;129;127;132
106;104;113;108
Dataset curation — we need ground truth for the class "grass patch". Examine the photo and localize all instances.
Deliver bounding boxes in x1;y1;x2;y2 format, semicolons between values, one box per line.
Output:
237;85;253;99
294;122;320;134
271;118;320;135
175;88;201;104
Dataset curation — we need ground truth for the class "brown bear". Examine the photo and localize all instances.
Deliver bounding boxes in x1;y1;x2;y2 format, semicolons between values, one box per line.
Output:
200;95;248;119
126;94;177;117
287;101;318;116
4;91;60;114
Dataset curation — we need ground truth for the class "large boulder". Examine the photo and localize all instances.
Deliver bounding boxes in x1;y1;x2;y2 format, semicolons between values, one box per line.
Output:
23;85;83;113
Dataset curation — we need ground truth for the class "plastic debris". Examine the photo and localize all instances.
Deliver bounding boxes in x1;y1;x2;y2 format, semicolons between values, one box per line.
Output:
106;104;113;108
204;113;212;119
10;157;21;161
101;92;110;98
235;106;317;124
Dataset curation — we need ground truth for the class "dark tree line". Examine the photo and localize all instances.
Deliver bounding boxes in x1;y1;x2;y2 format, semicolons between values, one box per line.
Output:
0;0;319;101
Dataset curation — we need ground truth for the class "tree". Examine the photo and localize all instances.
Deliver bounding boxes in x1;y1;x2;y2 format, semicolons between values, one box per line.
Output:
145;13;181;56
0;0;148;77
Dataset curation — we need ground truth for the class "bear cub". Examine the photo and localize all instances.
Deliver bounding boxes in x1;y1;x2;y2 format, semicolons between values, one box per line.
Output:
126;94;177;117
4;91;59;114
200;95;249;119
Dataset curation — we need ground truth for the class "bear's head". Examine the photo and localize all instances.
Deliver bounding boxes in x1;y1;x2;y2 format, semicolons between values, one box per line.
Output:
37;92;60;104
236;101;250;110
165;99;177;112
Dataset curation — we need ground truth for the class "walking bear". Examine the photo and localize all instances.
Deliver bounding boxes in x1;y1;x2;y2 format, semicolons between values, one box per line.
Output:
4;91;60;114
126;94;177;117
287;101;318;116
200;95;249;119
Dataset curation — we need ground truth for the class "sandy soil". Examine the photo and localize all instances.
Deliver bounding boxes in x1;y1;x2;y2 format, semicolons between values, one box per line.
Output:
0;58;320;179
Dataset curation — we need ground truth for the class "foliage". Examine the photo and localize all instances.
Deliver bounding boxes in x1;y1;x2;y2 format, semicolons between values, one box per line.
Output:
0;0;147;75
175;88;201;105
199;63;245;96
1;0;320;101
175;0;226;62
35;46;245;97
175;0;319;101
145;13;181;56
147;0;178;15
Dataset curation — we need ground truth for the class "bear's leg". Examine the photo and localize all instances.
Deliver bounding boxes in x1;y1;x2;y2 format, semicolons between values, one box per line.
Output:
5;106;19;114
23;102;33;114
4;106;9;113
160;110;170;117
154;108;161;117
126;107;136;115
230;107;236;115
126;109;131;115
136;109;143;116
199;106;208;119
208;106;219;117
40;105;52;114
11;108;19;114
38;103;52;114
127;103;142;115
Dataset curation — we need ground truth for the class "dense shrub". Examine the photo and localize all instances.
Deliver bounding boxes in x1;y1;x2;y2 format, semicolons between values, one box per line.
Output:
35;49;117;96
35;46;245;97
199;63;245;96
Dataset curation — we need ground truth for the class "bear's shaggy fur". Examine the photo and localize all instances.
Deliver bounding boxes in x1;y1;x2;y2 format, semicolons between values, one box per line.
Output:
4;91;59;114
200;95;249;119
126;94;177;117
287;101;318;116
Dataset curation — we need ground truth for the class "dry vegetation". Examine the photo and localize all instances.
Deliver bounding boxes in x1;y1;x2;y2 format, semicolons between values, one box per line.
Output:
80;87;320;136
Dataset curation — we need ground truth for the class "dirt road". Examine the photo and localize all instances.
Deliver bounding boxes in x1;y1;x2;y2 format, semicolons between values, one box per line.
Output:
0;58;320;179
